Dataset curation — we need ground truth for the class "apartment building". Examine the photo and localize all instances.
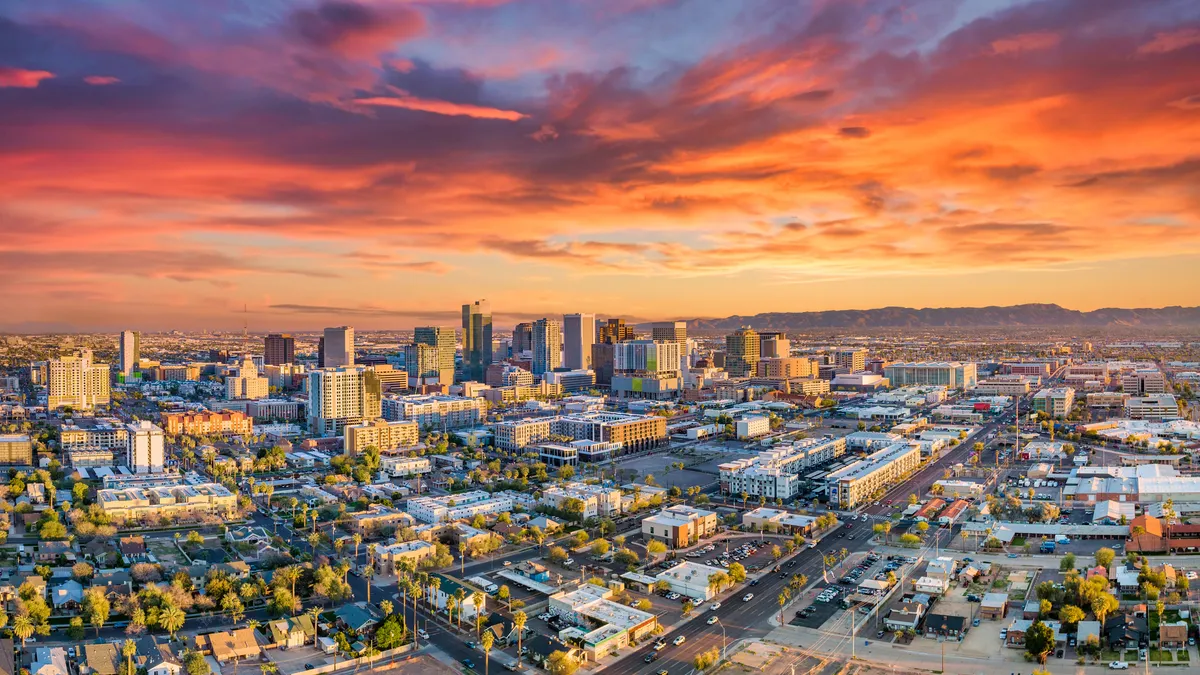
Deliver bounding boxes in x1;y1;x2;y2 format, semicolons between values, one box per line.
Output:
406;490;514;523
541;482;623;519
481;382;561;405
641;505;718;549
485;363;533;387
225;356;270;400
344;418;420;455
48;349;111;410
381;394;486;430
494;418;555;451
611;340;683;400
543;369;597;393
97;482;236;522
126;421;165;473
158;364;201;381
884;362;978;389
307;366;382;437
1125;395;1181;422
374;540;436;575
755;357;813;379
380;455;431;476
60;419;128;451
1031;387;1075;419
161;410;253;437
0;434;33;466
834;348;867;372
826;442;921;509
719;436;847;499
1087;392;1129;408
551;412;667;452
247;399;304;420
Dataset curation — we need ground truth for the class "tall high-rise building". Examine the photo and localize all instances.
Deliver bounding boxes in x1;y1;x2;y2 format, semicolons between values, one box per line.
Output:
118;330;140;376
597;318;634;344
413;326;456;384
307;366;382;437
48;349;111;410
532;318;563;376
725;327;760;378
462;300;493;382
650;321;687;345
322;326;355;368
513;323;533;355
835;348;867;373
264;333;295;365
404;342;443;387
563;313;596;371
759;332;790;358
125;420;165;473
226;355;270;400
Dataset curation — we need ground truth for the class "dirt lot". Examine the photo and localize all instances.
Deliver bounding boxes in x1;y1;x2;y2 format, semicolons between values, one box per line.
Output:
368;655;459;675
270;645;334;675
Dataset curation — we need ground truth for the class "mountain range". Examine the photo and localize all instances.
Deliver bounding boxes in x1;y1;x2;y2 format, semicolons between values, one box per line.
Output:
683;304;1200;331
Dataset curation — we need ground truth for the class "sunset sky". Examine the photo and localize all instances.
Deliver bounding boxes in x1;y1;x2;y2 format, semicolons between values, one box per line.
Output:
2;0;1200;331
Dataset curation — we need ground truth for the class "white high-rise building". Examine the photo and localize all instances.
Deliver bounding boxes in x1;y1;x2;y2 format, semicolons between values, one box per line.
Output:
322;326;355;368
532;318;563;376
226;355;270;400
563;313;596;371
125;420;165;473
118;331;140;376
48;349;111;410
307;366;382;437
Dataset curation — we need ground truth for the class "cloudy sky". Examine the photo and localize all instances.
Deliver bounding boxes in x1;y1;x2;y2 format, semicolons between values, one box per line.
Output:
2;0;1199;331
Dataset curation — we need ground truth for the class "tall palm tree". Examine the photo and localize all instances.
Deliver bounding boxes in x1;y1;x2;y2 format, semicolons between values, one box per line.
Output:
454;588;467;630
513;611;527;669
447;598;458;629
481;631;494;675
13;615;32;649
353;533;363;562
363;565;375;604
472;591;486;636
122;640;137;675
161;605;186;640
459;542;468;575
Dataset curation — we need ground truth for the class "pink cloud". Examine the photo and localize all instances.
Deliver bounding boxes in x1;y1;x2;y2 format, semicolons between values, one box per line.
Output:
84;75;121;85
356;95;526;120
1138;28;1200;54
0;66;55;88
991;32;1061;55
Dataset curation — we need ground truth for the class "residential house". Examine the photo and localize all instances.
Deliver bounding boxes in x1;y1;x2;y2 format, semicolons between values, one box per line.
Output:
923;614;966;638
80;644;119;675
884;601;925;631
37;541;72;563
523;635;584;669
268;616;316;648
90;569;133;597
1103;614;1148;650
195;628;261;664
51;579;84;611
225;526;271;546
1115;567;1141;593
1076;620;1102;648
1160;621;1188;649
979;593;1009;620
136;637;182;675
527;516;562;533
31;648;69;675
429;573;486;622
1022;599;1042;620
17;574;47;599
925;557;956;583
1005;619;1065;649
913;576;948;595
0;639;15;675
334;602;383;633
118;536;149;562
481;612;526;647
213;561;251;579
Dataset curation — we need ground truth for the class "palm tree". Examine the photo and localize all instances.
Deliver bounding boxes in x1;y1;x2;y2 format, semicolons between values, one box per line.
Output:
472;591;486;636
161;605;186;640
481;630;495;675
14;615;33;648
740;491;748;508
353;533;362;562
381;600;394;617
122;640;137;675
363;564;375;604
306;532;321;556
429;577;442;612
777;590;790;624
277;566;300;601
455;588;467;630
459;542;468;575
513;611;527;669
447;597;458;629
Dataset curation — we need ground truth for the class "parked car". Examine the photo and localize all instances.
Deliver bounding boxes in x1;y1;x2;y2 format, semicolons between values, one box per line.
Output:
1108;662;1129;670
710;602;722;611
972;618;980;627
418;629;430;640
462;659;476;670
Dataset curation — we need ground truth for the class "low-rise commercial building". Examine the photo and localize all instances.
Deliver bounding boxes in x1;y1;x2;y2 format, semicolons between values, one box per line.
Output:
551;412;667;452
373;540;436;575
61;419;128;451
740;507;816;535
1031;387;1075;418
735;416;771;440
548;584;658;660
884;362;977;389
641;505;717;548
0;434;33;466
1125;394;1181;422
826;442;921;509
380;455;432;476
653;561;726;601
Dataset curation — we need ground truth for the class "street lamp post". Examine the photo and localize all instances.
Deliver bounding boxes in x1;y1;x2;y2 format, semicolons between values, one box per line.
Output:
715;617;727;661
940;623;948;673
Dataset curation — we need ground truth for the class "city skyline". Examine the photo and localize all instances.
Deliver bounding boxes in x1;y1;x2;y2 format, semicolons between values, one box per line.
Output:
2;0;1199;330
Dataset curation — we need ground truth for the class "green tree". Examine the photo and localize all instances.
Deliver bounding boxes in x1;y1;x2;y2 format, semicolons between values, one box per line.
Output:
67;616;86;640
1023;621;1055;664
1058;605;1085;626
546;650;579;675
1060;553;1076;571
161;604;186;639
1094;547;1116;569
727;562;746;583
82;587;111;637
13;614;33;648
547;546;569;564
183;650;211;675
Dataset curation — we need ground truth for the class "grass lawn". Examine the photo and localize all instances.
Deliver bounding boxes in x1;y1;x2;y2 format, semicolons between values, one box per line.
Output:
1124;649;1139;662
1012;536;1027;547
1179;650;1190;662
1150;649;1174;662
1100;650;1123;661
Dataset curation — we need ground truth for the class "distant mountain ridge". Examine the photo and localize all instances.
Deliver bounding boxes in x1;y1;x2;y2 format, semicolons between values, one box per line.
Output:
684;304;1200;331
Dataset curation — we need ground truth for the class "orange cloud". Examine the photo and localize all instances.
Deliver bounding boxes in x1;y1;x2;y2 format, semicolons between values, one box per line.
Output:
355;95;527;120
1138;28;1200;54
84;75;121;85
0;67;54;88
991;32;1061;55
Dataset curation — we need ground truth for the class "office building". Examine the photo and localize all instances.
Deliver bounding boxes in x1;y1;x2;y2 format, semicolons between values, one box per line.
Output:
563;313;596;370
541;482;623;519
826;442;921;509
161;410;253;437
158;364;201;381
48;349;111;410
307;366;382;437
403;343;442;387
462;300;493;382
532;318;563;376
1122;369;1167;396
835;348;867;373
759;332;790;358
381;394;486;429
494;418;555;451
0;434;34;466
119;330;140;376
413;326;456;385
1031;387;1075;419
543;369;596;393
597;318;634;344
1005;362;1052;377
719;436;847;499
649;321;687;345
642;505;717;549
322;326;355;368
976;378;1033;396
611;340;682;400
547;584;658;658
343;418;420;455
367;364;407;392
735;416;770;439
724;328;760;377
513;323;534;354
61;419;128;451
755;357;813;379
1125;395;1181;422
126;421;165;473
486;362;533;387
884;362;978;389
264;334;295;365
551;412;667;452
225;355;270;400
591;343;617;386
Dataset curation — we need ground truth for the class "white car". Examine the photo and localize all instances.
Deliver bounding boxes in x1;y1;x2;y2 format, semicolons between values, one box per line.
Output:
418;629;430;640
707;616;719;625
710;602;721;611
1108;662;1129;670
673;636;686;646
742;593;754;602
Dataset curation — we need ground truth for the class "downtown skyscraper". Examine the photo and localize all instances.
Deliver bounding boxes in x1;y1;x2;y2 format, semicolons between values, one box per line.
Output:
118;330;140;376
322;326;355;368
532;318;563;376
413;326;456;385
462;300;492;381
563;313;595;370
